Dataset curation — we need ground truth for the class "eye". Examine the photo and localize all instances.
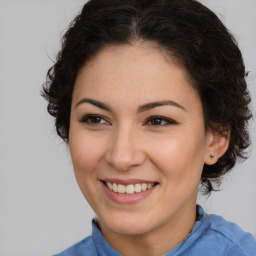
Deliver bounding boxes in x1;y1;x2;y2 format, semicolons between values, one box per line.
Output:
146;116;177;126
80;114;110;125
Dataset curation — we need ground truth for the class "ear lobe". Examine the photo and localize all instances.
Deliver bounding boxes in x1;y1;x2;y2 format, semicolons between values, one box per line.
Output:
204;129;230;165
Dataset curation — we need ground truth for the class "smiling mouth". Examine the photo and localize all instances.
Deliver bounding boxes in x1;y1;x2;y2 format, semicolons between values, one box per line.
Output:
102;181;159;194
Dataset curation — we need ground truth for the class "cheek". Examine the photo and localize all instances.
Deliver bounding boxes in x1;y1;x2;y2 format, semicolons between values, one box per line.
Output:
148;132;205;181
69;131;108;206
69;132;106;176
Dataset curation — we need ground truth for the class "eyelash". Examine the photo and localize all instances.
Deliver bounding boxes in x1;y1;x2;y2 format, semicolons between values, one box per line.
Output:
80;114;177;127
80;114;110;125
145;115;177;126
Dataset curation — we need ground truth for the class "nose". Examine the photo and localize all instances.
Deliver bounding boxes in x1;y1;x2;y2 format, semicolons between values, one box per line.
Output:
105;124;146;171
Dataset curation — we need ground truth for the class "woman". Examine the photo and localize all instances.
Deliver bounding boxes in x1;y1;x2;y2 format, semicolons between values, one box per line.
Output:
42;0;256;255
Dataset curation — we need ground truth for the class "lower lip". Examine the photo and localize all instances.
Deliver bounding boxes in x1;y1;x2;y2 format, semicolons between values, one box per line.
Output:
102;182;157;204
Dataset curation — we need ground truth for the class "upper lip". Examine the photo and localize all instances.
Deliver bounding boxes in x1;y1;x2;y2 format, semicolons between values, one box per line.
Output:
101;178;158;185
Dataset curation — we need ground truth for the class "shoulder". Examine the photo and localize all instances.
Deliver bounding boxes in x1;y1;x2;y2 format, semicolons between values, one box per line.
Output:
52;219;121;256
180;206;256;256
53;235;98;256
205;213;256;256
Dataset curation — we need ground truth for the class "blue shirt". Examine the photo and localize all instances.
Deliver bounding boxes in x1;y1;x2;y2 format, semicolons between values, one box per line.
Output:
53;206;256;256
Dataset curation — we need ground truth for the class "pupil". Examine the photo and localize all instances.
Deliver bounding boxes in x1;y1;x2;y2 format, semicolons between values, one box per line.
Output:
91;117;101;123
152;119;161;125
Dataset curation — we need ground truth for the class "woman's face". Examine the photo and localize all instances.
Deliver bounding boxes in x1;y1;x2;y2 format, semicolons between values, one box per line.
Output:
69;43;214;237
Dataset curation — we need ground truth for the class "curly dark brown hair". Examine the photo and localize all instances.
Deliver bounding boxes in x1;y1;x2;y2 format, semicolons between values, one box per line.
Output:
42;0;252;194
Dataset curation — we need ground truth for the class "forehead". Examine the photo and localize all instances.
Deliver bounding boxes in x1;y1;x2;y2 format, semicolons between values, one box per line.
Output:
72;42;200;111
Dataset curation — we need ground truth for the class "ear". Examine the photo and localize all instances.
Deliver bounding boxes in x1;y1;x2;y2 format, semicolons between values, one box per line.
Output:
204;128;230;165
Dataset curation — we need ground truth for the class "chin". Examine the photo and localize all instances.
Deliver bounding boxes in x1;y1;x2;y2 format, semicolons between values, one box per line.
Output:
99;213;155;236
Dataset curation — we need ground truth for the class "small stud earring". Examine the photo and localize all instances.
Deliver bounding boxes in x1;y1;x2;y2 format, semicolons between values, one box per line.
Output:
210;154;214;158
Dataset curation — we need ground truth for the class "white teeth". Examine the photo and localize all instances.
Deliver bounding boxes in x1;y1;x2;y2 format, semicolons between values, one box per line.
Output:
147;183;152;189
134;183;142;193
126;184;135;194
105;182;155;194
117;184;126;194
106;182;113;190
113;183;118;193
141;183;147;191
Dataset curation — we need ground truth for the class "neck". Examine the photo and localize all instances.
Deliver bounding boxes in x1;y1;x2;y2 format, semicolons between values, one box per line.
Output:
98;203;197;256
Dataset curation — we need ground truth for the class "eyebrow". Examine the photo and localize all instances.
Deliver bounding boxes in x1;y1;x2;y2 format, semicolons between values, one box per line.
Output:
75;98;186;113
75;98;112;111
137;100;186;113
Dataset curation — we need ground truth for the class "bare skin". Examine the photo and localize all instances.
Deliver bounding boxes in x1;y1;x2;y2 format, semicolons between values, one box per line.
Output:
69;42;229;256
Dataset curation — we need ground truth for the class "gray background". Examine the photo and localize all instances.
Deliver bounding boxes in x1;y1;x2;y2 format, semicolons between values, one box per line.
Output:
0;0;255;255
